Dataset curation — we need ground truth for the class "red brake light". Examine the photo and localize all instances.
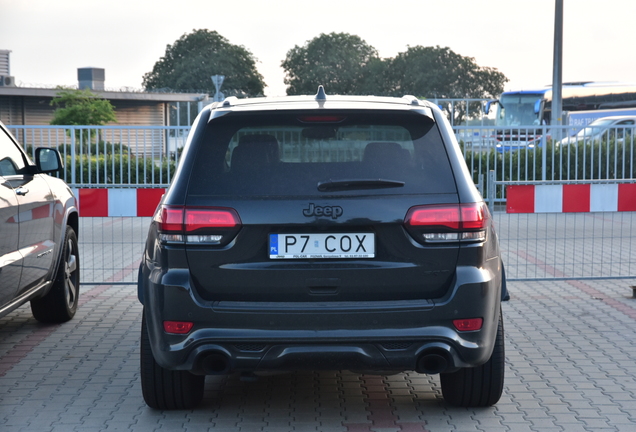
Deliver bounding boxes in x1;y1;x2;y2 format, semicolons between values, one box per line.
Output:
155;206;184;232
453;318;483;332
406;205;461;230
185;208;240;232
460;203;488;230
405;203;488;230
155;205;242;245
297;115;347;123
163;321;194;334
155;206;241;233
404;203;489;243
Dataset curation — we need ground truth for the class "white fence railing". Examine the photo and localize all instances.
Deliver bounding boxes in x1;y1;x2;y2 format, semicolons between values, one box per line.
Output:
7;124;636;193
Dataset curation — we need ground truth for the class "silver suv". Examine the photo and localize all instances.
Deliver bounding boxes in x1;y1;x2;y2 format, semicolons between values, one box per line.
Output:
0;121;80;322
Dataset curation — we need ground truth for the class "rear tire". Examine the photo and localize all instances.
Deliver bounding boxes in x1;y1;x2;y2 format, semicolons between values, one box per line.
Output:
31;225;80;323
140;311;205;410
440;310;505;407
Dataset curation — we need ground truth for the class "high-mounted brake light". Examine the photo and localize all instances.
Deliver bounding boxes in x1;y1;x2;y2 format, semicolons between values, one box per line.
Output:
404;203;489;243
297;115;347;123
154;205;241;244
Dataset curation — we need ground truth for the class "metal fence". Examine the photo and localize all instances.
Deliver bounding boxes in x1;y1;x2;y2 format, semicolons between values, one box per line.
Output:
79;210;636;284
495;210;635;281
7;125;188;187
6;124;636;283
8;124;635;189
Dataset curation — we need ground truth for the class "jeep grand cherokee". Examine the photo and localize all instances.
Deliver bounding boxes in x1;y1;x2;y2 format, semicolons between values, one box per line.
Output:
138;87;505;409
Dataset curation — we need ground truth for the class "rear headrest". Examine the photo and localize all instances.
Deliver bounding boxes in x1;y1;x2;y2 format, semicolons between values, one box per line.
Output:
363;142;409;166
237;134;279;162
231;134;280;171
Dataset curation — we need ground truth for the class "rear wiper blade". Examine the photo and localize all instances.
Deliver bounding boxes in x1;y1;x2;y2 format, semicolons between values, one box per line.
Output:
317;178;405;192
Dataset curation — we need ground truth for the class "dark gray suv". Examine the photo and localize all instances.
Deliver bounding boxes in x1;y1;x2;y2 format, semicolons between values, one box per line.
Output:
138;88;505;409
0;121;80;323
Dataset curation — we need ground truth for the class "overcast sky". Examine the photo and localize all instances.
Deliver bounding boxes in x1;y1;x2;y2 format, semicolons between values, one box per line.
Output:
1;0;634;97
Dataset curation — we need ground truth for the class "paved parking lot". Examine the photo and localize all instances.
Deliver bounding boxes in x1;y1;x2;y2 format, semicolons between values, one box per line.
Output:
2;275;636;431
2;215;636;431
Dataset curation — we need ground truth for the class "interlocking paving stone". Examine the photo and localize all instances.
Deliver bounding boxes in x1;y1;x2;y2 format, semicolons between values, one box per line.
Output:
1;276;636;431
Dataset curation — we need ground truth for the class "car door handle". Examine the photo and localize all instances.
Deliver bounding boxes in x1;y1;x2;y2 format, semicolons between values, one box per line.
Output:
15;187;29;196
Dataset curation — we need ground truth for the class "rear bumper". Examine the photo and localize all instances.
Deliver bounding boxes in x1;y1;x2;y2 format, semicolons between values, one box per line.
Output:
140;262;502;375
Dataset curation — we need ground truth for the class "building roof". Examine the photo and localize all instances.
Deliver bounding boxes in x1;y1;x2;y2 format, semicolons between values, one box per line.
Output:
0;85;208;103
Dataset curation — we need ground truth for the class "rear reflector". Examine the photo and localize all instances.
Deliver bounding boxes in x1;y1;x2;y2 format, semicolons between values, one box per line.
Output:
163;321;194;334
453;318;483;332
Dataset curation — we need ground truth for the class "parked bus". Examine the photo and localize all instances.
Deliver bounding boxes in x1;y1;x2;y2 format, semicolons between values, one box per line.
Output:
485;82;636;150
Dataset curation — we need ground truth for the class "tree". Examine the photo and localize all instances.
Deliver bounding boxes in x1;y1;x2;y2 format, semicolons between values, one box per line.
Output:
385;46;508;123
50;87;117;126
142;29;265;97
282;32;380;95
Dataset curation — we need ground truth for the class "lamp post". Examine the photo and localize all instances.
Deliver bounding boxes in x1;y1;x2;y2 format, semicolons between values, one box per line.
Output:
551;0;564;131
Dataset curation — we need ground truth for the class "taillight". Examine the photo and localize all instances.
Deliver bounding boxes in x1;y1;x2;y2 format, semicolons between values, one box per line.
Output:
154;205;241;245
185;209;240;232
404;202;488;243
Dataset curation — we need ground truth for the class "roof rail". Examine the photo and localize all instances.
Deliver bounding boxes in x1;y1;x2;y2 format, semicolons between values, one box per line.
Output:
402;95;420;106
222;96;239;107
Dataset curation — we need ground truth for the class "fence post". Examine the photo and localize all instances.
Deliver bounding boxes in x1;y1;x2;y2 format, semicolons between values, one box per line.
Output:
71;128;76;184
488;170;495;213
477;173;484;197
542;125;548;181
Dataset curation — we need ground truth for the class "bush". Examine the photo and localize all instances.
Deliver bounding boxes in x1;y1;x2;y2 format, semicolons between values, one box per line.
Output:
62;154;176;185
56;141;131;156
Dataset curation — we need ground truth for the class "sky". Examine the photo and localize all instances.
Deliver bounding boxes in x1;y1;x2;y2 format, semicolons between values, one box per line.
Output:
1;0;635;97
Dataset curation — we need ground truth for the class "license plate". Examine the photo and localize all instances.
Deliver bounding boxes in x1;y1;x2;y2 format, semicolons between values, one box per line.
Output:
269;233;375;259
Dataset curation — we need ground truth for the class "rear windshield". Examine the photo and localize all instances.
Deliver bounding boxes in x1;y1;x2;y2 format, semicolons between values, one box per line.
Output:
188;111;457;197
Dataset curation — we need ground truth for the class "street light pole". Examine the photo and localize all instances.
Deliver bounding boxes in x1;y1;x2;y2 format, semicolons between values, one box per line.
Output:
551;0;564;129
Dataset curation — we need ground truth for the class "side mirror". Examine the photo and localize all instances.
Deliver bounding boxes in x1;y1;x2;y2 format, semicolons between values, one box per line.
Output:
484;100;499;115
35;148;63;173
534;99;542;115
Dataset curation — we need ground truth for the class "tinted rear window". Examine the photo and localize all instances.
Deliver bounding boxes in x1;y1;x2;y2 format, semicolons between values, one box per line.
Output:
188;111;456;197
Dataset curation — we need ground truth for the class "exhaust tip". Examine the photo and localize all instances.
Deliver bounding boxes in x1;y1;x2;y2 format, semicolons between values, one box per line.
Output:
201;353;230;375
416;353;449;374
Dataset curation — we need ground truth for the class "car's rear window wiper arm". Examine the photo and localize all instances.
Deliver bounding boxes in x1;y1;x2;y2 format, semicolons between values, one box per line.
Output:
317;179;405;192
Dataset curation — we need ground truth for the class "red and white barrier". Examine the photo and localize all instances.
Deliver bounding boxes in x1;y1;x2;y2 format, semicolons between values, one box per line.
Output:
506;183;636;213
72;188;166;217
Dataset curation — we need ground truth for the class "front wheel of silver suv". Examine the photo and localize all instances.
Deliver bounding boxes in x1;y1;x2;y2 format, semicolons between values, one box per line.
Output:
140;310;205;410
440;309;505;407
31;225;80;323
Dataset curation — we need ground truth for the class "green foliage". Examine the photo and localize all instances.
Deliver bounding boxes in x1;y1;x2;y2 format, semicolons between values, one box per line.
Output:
63;153;176;185
281;35;508;109
386;46;508;124
386;45;507;99
282;32;380;95
50;88;117;126
56;141;131;156
142;29;265;97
